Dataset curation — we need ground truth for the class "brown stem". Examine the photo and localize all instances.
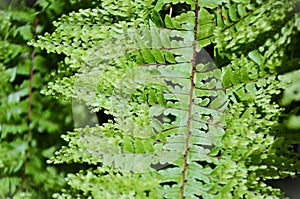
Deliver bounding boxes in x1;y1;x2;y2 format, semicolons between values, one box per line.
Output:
180;0;199;198
169;3;173;17
22;16;39;193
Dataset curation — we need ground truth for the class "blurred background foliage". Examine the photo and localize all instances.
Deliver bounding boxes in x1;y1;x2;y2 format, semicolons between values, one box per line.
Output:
0;0;100;198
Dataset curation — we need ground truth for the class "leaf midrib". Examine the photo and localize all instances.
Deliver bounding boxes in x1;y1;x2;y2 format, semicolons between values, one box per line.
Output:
180;0;199;198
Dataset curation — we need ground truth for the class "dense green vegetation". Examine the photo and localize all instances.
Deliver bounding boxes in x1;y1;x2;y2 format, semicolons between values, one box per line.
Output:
0;0;97;198
1;0;300;198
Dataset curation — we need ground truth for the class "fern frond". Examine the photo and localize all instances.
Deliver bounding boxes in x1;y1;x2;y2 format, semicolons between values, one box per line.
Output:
32;0;300;198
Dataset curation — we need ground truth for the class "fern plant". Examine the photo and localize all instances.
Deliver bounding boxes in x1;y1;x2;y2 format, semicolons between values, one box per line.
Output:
32;0;300;198
0;1;90;198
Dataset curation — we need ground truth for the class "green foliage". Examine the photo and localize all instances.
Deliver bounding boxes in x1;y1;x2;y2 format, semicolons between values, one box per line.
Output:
31;0;155;101
30;0;300;198
0;1;84;198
